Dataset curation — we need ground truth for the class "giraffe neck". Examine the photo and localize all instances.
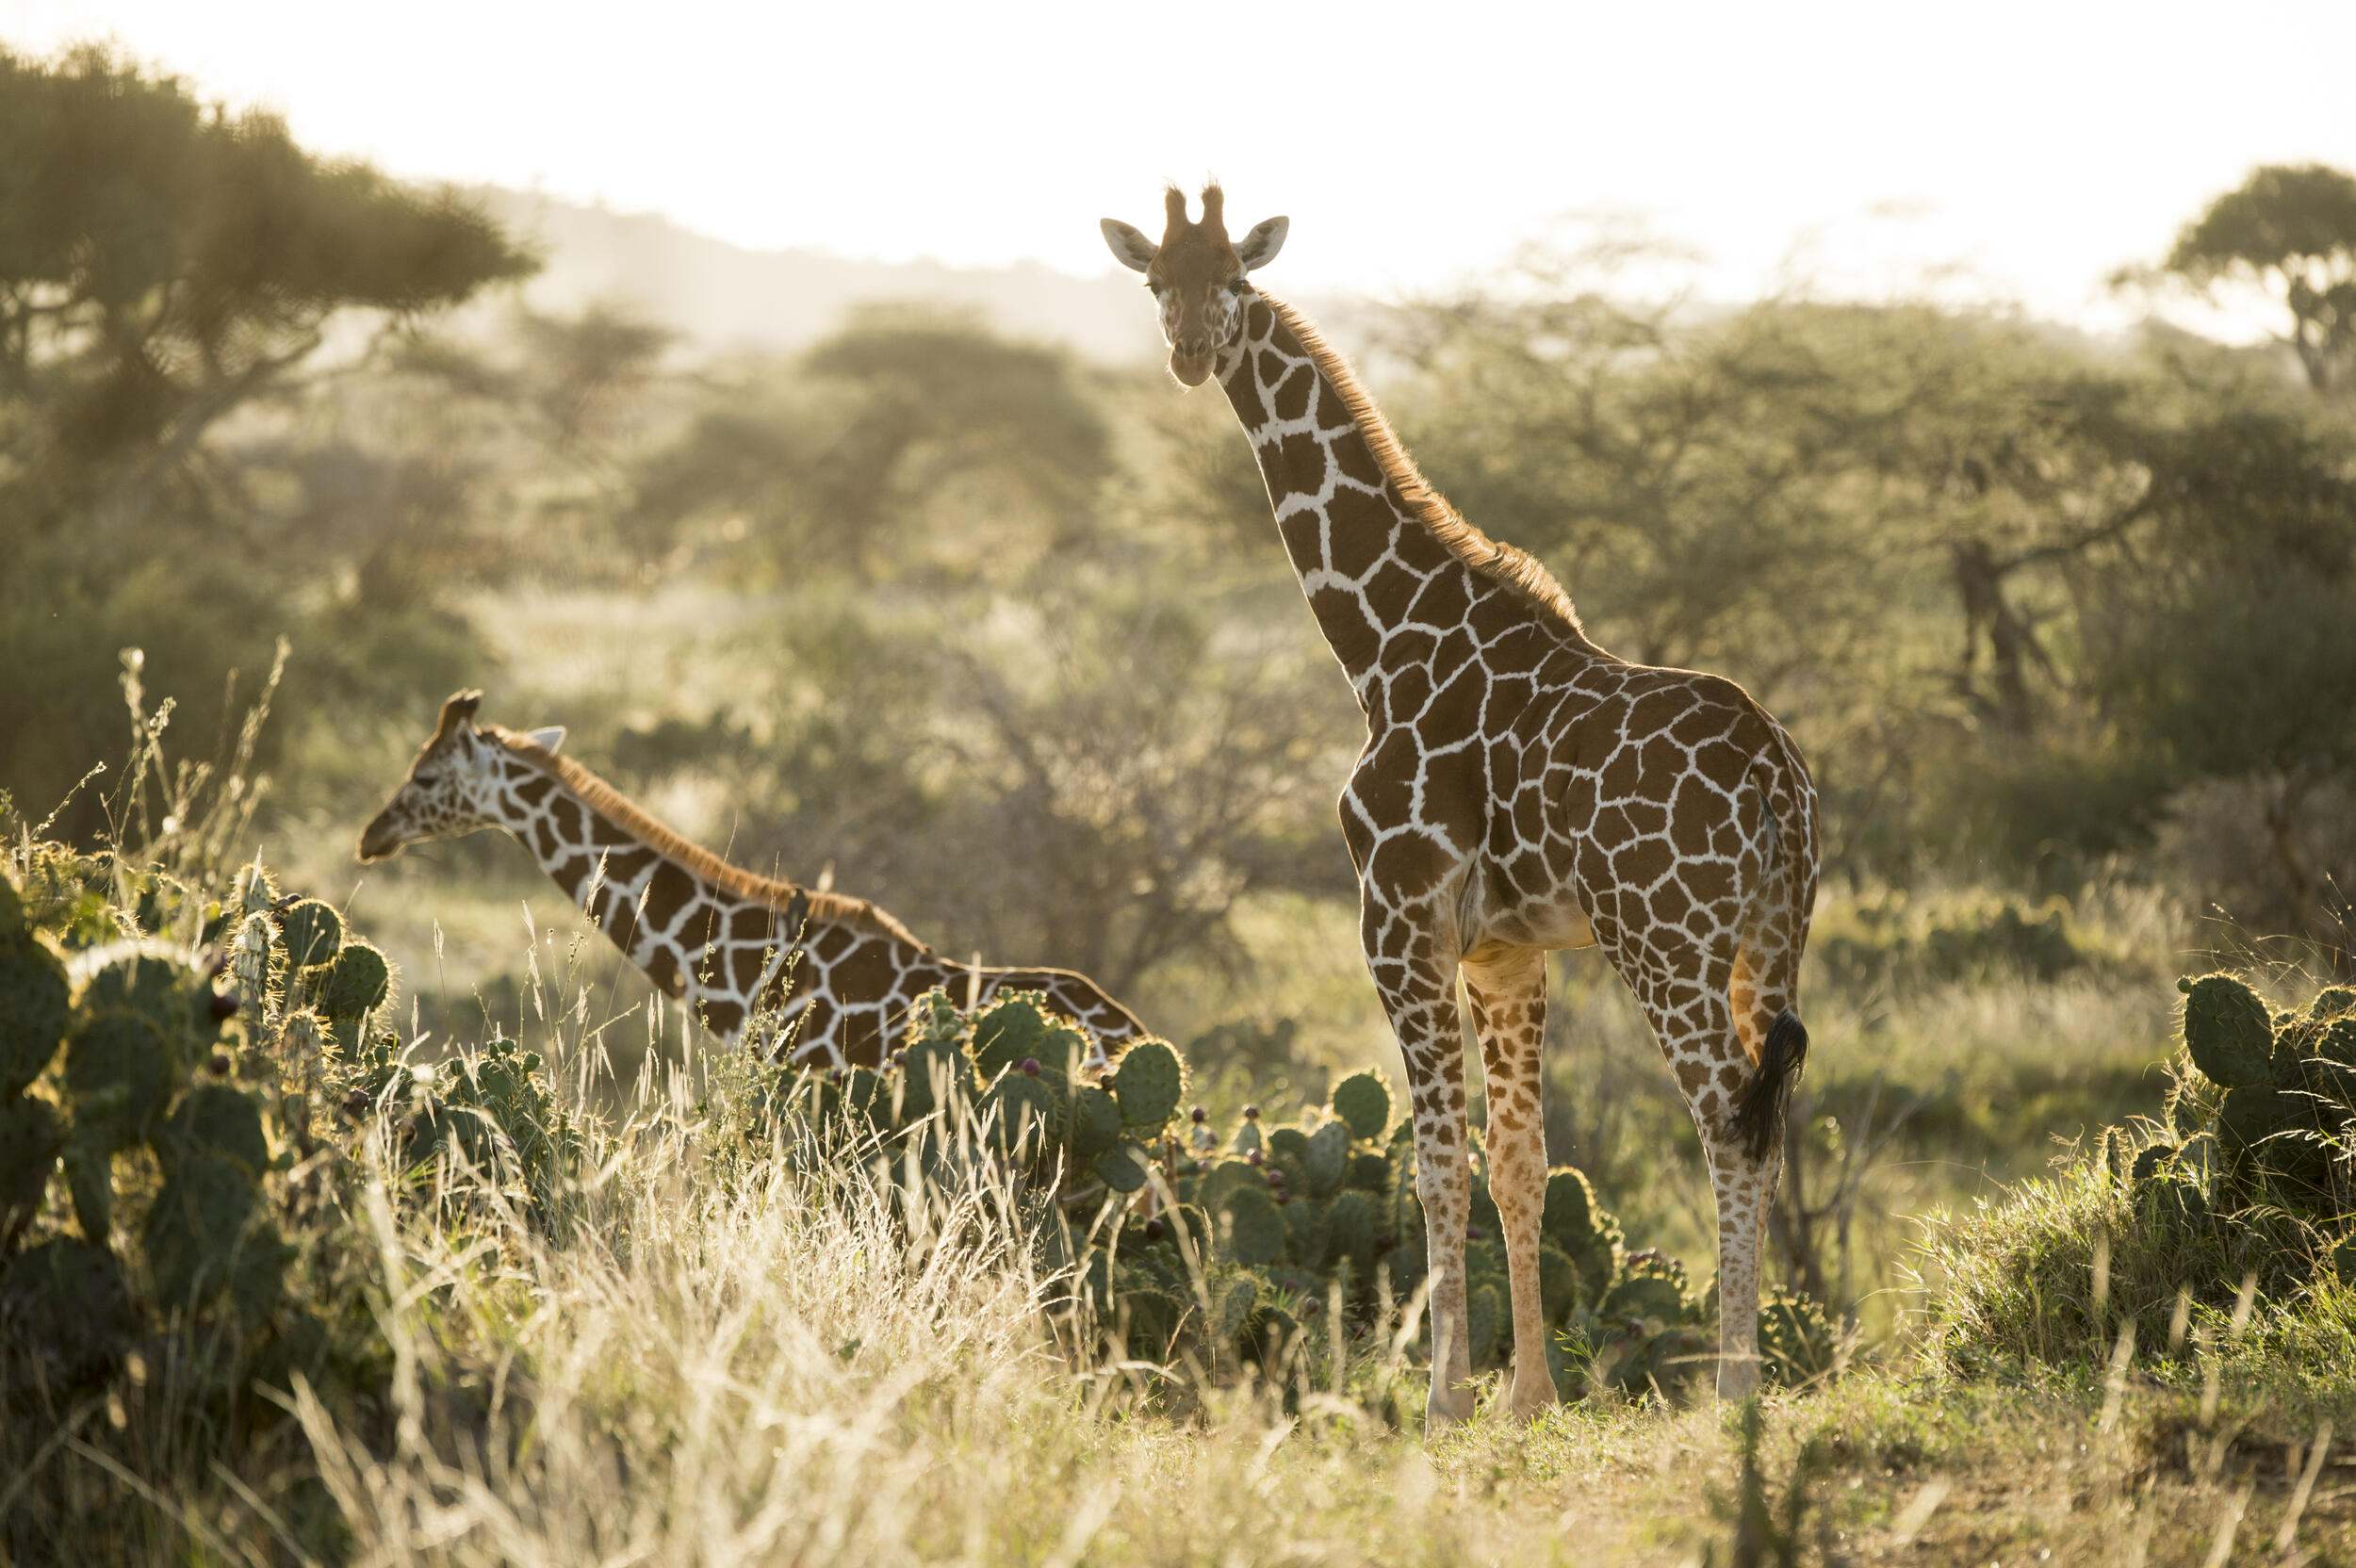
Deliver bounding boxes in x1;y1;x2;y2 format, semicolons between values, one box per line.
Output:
1217;295;1595;714
480;750;908;1038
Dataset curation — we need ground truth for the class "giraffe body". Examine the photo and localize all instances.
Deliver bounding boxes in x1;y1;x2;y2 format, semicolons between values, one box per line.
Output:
1105;190;1820;1417
358;693;1147;1067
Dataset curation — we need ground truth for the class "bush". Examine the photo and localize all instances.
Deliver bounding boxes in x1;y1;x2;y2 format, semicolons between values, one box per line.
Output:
1922;970;2356;1376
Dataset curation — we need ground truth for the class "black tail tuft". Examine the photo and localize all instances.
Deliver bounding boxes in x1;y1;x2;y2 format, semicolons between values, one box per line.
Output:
1731;1009;1808;1161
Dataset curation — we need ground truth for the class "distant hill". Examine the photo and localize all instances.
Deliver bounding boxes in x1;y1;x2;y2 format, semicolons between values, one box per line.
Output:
469;188;1164;364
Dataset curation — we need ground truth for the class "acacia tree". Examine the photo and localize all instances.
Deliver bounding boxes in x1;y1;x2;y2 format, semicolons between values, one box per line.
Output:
2154;163;2356;394
0;45;534;834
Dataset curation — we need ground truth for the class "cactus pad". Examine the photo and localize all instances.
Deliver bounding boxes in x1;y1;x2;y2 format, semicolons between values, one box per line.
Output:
64;1008;175;1150
276;899;345;970
971;993;1052;1081
1110;1039;1183;1128
0;1095;62;1219
1302;1119;1350;1198
1326;1188;1379;1271
1070;1085;1121;1160
1466;1280;1504;1365
0;930;70;1098
983;1071;1061;1160
0;1239;137;1383
320;941;391;1033
1543;1166;1601;1246
144;1150;286;1315
1330;1070;1392;1141
1602;1271;1687;1325
1094;1140;1151;1194
159;1085;270;1174
1223;1184;1286;1266
2183;973;2279;1088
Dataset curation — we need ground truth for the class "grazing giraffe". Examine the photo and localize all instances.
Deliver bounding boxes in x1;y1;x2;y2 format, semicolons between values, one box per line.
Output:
1102;188;1819;1417
356;691;1148;1066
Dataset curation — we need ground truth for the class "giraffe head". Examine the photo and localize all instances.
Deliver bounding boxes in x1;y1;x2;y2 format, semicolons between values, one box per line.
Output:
356;689;566;862
1101;185;1288;387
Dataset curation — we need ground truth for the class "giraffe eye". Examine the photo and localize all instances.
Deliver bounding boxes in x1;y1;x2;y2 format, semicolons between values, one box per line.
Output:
413;771;440;786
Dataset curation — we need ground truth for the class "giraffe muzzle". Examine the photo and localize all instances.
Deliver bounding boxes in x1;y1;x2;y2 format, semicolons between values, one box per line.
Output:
1169;348;1214;387
355;813;404;862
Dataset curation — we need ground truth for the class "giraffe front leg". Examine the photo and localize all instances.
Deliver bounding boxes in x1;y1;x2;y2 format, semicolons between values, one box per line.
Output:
1462;945;1557;1419
1362;895;1475;1429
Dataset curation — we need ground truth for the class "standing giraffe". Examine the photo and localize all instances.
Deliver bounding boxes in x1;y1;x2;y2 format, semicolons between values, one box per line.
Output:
1102;188;1819;1416
356;691;1148;1065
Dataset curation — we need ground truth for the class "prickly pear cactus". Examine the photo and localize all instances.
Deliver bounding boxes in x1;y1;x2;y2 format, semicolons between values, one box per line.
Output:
2181;973;2280;1089
1111;1039;1184;1127
319;940;391;1048
275;899;345;972
0;921;70;1098
1330;1070;1391;1141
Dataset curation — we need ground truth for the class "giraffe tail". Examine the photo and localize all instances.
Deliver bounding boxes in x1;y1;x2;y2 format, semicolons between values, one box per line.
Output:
1731;1008;1808;1161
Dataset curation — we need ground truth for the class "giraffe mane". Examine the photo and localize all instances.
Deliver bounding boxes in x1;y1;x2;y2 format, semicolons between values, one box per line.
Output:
1260;295;1593;644
483;726;932;951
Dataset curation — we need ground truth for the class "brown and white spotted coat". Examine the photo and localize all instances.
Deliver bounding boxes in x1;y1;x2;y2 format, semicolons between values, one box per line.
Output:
357;692;1148;1066
1104;188;1821;1418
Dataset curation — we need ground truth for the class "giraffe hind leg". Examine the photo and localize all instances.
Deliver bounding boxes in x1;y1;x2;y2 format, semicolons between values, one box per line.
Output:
1463;945;1558;1419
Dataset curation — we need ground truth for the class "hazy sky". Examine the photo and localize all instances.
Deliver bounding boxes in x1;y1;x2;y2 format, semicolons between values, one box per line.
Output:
10;0;2354;335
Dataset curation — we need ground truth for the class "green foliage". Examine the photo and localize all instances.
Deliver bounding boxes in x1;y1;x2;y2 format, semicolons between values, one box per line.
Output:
0;844;378;1447
340;1028;585;1219
1930;969;2356;1375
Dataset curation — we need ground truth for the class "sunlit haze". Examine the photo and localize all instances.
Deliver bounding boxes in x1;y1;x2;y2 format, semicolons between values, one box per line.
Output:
11;0;2356;334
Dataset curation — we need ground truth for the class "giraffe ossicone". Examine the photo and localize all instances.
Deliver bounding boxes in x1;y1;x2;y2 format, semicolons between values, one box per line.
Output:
356;689;1148;1068
1104;187;1822;1420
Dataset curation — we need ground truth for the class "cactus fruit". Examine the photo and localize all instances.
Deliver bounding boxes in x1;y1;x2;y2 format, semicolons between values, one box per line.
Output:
1111;1039;1183;1127
0;926;70;1097
275;899;345;971
1330;1070;1391;1141
2182;973;2280;1088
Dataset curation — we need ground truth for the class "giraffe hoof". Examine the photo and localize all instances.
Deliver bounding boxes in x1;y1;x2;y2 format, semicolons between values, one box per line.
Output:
1507;1380;1560;1420
1424;1389;1477;1432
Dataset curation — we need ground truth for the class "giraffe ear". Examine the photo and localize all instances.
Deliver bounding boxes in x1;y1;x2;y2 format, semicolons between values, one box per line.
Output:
1236;216;1289;272
525;726;566;755
1100;219;1157;274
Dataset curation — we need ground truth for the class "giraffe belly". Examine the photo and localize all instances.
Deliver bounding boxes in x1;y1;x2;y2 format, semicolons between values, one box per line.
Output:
1462;877;1598;956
